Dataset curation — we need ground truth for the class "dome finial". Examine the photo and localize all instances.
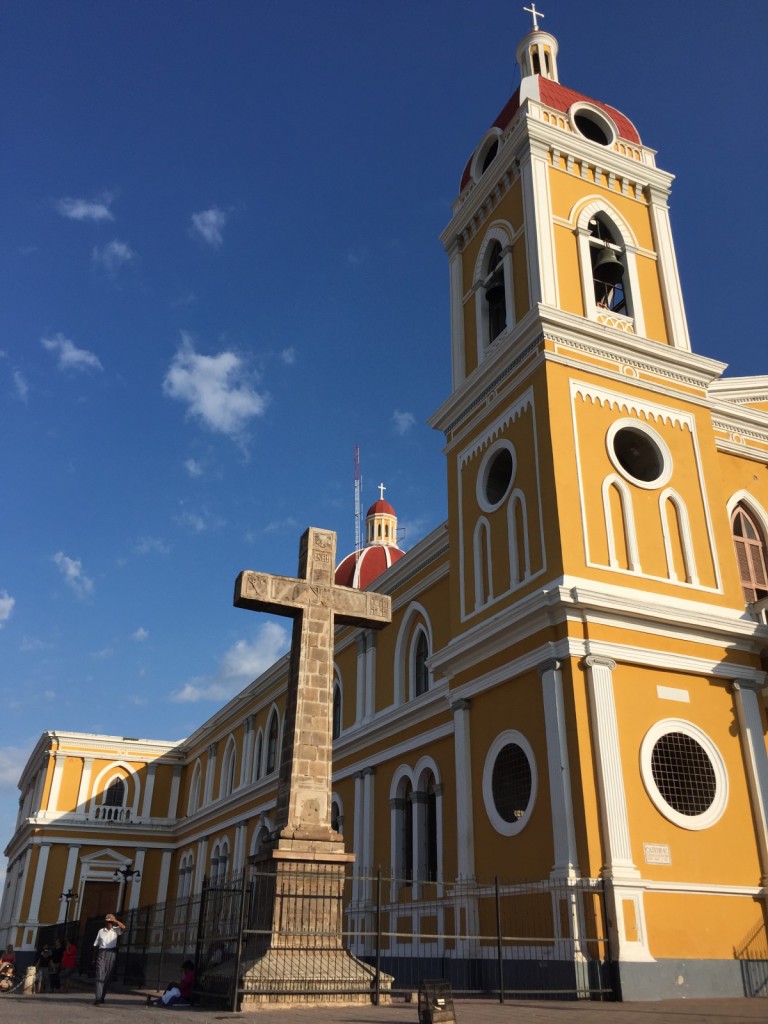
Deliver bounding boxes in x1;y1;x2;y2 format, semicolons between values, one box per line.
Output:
523;2;545;31
378;482;386;501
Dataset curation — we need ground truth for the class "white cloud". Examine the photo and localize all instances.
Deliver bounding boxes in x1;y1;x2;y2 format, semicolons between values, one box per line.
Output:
53;551;94;598
191;207;228;248
13;371;29;402
56;192;115;222
42;333;103;372
280;347;296;366
92;238;135;272
263;517;298;534
393;409;416;435
163;333;268;438
346;246;368;265
91;646;113;659
0;590;15;626
0;744;33;791
134;536;170;556
175;504;224;534
184;458;203;478
171;621;289;702
133;627;149;642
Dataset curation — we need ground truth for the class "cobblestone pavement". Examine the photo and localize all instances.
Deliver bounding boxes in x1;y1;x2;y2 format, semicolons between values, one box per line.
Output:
0;992;765;1024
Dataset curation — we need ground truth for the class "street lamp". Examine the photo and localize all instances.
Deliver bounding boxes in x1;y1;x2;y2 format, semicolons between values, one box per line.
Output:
60;888;78;923
114;864;141;915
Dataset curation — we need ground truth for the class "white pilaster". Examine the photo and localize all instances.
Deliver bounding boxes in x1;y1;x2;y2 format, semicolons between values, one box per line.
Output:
355;636;366;725
77;757;93;813
539;659;580;877
520;138;558;307
448;242;465;389
451;699;476;881
364;633;376;720
156;850;173;906
141;764;156;819
733;682;768;885
26;843;51;923
362;767;375;875
57;845;80;922
193;838;208;893
647;186;691;351
240;716;255;787
128;850;145;911
167;764;182;819
352;771;365;905
47;752;66;813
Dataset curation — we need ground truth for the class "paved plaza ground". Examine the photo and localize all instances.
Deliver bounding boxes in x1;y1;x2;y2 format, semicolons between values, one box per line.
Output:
0;992;765;1024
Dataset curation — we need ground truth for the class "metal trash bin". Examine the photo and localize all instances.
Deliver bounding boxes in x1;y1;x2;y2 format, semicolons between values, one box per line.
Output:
418;979;455;1024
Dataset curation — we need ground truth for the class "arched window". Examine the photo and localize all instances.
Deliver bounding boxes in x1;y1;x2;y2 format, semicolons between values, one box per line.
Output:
332;682;342;740
188;761;202;815
473;518;493;608
474;226;515;360
177;852;194;899
589;216;627;314
413;631;429;697
402;780;414;883
485;241;507;343
220;738;237;799
331;796;343;835
422;772;438;883
266;711;280;775
104;778;125;807
253;730;263;782
211;839;229;883
731;504;768;603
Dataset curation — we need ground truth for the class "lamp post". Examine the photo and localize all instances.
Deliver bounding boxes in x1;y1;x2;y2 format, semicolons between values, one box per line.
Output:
114;864;141;916
60;888;78;924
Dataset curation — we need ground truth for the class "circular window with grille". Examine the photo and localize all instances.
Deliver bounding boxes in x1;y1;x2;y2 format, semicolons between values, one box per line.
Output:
606;419;672;489
640;720;728;830
483;730;537;835
477;441;516;511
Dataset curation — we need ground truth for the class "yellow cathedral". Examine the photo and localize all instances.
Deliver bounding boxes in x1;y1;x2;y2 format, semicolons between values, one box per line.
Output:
3;13;768;1003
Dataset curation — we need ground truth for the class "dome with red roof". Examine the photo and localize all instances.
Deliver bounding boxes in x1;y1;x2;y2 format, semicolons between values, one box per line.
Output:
335;486;404;589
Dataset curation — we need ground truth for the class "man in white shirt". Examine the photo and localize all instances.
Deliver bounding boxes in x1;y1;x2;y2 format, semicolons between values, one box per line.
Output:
92;913;125;1006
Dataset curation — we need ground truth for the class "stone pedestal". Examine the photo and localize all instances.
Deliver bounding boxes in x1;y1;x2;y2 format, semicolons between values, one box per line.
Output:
239;839;390;1007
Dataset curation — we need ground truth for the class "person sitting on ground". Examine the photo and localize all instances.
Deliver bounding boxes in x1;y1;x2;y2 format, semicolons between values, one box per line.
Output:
148;960;195;1007
59;939;78;993
0;945;15;990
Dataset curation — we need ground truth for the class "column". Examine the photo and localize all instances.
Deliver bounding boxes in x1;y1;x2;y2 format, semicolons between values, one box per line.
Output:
47;752;66;814
128;849;146;911
447;241;466;389
57;845;80;923
351;771;365;906
203;743;218;805
140;764;156;820
167;764;182;819
193;838;208;893
582;656;652;965
364;633;376;721
355;635;367;724
451;699;476;881
156;850;173;906
732;682;768;885
520;138;558;307
539;660;579;878
646;184;691;351
240;716;255;787
361;767;376;953
77;757;93;814
26;843;51;924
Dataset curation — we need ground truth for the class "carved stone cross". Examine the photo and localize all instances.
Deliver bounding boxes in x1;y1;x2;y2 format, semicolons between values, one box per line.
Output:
234;527;391;844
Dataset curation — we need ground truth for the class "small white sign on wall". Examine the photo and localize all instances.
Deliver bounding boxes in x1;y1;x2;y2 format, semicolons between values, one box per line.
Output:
644;843;672;865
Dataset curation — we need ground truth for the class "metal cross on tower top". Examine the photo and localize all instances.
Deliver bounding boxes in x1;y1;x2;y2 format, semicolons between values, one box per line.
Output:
378;482;386;501
523;2;544;30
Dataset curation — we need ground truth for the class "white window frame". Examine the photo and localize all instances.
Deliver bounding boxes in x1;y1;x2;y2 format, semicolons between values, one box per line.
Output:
482;730;538;836
473;222;516;361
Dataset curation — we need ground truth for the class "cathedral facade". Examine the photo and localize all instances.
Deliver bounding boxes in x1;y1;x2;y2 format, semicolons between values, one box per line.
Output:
3;17;768;1002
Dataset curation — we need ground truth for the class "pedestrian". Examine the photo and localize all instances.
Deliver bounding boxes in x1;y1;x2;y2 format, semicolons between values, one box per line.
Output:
60;938;78;993
92;913;125;1005
50;937;63;991
34;945;52;993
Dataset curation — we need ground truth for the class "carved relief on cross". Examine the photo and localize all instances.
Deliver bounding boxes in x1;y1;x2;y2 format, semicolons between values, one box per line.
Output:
234;527;391;843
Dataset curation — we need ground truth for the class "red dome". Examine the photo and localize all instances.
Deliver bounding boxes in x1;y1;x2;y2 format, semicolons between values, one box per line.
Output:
459;79;640;191
366;498;396;517
335;544;405;589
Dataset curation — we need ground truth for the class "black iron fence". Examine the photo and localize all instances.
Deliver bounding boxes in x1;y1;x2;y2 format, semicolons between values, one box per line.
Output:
736;916;768;998
82;867;614;1008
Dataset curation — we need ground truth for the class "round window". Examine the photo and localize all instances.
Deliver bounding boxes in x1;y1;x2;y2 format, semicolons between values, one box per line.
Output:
483;731;537;835
606;420;671;489
477;442;516;511
570;105;616;147
640;720;728;831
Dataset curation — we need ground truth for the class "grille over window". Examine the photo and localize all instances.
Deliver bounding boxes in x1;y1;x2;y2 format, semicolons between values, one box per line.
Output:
650;731;717;816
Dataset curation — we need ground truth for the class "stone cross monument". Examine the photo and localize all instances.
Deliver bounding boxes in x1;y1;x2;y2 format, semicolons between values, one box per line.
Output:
232;526;392;1005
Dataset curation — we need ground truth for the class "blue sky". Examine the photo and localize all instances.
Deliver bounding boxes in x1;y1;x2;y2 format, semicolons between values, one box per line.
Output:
2;1;766;867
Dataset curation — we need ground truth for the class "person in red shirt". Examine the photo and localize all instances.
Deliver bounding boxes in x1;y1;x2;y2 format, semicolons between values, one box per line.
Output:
59;940;78;993
0;945;15;991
